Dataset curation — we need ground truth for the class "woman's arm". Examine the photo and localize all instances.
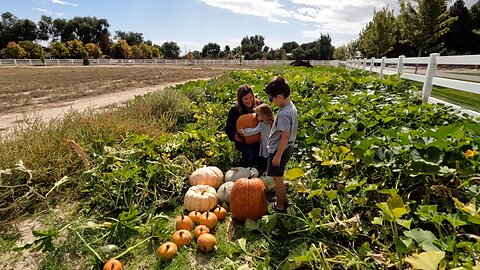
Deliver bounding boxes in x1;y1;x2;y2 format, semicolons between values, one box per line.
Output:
225;106;239;142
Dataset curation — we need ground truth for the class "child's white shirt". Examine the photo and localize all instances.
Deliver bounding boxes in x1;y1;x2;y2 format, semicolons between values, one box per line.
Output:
243;121;271;158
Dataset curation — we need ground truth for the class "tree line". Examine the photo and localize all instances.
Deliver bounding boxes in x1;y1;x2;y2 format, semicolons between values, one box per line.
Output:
0;12;334;60
334;0;480;60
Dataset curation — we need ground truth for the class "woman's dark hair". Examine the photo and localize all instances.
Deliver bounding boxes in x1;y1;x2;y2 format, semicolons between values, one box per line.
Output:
264;76;290;98
236;84;256;115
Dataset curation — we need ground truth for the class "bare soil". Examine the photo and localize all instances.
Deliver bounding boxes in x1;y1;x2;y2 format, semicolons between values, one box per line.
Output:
0;65;245;135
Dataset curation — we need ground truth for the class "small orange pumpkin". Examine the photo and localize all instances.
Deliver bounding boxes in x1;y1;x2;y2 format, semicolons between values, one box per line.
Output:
197;233;217;253
236;113;261;144
188;210;202;223
230;176;268;221
175;213;193;231
172;229;193;247
193;225;210;239
199;211;218;230
103;259;122;270
157;242;178;260
213;205;227;220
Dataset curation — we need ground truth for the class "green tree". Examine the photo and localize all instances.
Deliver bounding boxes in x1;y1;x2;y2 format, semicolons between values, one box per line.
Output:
38;15;53;41
334;45;348;60
398;0;456;56
114;31;144;46
281;41;299;53
85;43;103;59
2;41;26;58
18;40;42;58
359;7;397;58
202;42;220;58
66;39;85;59
445;0;474;54
470;1;480;52
241;35;265;59
292;46;305;60
318;34;335;59
0;12;38;48
160;41;180;58
50;41;69;58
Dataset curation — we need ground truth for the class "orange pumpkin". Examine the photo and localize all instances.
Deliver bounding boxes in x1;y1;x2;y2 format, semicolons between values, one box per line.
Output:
175;213;193;231
193;225;210;239
213;205;227;220
188;210;202;223
172;229;193;247
197;233;217;253
157;242;178;260
236;113;261;144
230;176;268;221
103;259;122;270
199;211;218;230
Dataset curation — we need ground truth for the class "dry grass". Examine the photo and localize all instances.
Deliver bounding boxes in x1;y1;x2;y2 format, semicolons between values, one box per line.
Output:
0;65;242;114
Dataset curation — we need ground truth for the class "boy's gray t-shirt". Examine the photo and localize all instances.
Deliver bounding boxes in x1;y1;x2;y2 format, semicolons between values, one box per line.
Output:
267;101;297;154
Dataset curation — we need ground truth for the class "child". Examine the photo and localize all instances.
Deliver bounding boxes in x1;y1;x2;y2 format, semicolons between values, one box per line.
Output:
238;104;275;174
264;76;298;213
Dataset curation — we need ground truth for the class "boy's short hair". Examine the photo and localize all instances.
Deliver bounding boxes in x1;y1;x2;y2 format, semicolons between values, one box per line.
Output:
264;76;290;98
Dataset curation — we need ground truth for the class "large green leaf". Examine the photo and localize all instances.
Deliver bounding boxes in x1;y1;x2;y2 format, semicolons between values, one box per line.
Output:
404;228;440;251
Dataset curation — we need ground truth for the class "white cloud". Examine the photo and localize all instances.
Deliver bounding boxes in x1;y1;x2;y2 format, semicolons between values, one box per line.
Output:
200;0;292;21
52;0;79;7
33;8;53;14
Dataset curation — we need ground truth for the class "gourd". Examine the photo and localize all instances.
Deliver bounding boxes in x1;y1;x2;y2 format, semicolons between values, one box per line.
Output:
193;225;210;239
260;175;275;190
217;182;234;204
172;229;193;247
189;166;224;188
197;233;217;253
184;185;218;212
225;167;258;182
188;210;202;223
236;113;261;144
157;242;178;260
103;259;122;270
230;176;268;221
175;213;193;231
213;205;227;220
199;211;218;230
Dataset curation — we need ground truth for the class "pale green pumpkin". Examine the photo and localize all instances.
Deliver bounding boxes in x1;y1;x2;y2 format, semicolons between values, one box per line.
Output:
224;167;259;182
217;181;234;204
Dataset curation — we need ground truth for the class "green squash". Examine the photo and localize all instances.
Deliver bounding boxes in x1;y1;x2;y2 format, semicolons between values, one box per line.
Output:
217;182;234;204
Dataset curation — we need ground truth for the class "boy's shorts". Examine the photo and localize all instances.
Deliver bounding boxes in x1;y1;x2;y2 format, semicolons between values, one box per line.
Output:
266;145;294;177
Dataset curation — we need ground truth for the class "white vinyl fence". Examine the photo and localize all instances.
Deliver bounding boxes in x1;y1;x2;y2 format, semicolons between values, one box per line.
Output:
346;53;480;118
0;58;336;66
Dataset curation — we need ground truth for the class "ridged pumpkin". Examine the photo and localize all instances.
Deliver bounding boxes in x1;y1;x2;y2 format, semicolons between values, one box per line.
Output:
224;167;259;182
189;166;224;188
172;229;193;247
236;113;261;144
193;225;210;239
184;185;218;212
157;242;178;260
197;233;217;253
199;211;218;230
103;259;122;270
230;176;268;221
217;182;234;204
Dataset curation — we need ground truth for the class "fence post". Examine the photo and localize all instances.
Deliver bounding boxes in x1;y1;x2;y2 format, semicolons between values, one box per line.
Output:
422;53;439;103
14;59;17;66
363;58;367;70
397;55;405;76
370;58;374;72
380;57;386;78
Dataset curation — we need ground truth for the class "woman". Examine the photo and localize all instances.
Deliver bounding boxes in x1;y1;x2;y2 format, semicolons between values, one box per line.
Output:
225;84;262;168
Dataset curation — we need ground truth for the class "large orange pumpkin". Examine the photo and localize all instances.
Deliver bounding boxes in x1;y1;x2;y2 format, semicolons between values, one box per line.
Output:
230;176;268;221
236;113;261;144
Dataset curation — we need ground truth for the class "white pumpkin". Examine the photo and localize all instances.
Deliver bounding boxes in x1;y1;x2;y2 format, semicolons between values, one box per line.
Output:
189;166;224;188
260;175;275;190
217;182;234;204
224;167;259;182
184;185;218;212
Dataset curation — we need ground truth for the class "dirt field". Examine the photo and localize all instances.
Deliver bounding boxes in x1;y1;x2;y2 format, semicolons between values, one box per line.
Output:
0;65;247;135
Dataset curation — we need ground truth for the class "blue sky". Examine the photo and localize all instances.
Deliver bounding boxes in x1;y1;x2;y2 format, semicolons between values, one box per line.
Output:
1;0;477;54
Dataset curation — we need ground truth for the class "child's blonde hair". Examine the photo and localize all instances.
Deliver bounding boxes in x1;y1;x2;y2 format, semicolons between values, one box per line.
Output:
254;104;274;125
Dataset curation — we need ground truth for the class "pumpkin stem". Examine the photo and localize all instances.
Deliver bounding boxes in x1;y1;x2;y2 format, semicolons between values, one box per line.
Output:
248;172;256;179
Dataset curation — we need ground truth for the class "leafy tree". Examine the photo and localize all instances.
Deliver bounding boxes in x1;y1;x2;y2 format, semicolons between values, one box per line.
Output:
398;0;456;56
334;45;348;60
281;41;299;53
0;12;37;48
52;18;70;42
115;31;144;45
85;43;103;59
2;41;26;58
151;45;161;58
50;41;69;58
18;40;42;58
66;39;85;59
470;1;480;52
38;15;53;41
359;7;397;58
202;42;220;58
160;41;180;58
111;39;132;59
445;0;474;54
318;34;335;59
241;35;265;59
292;46;305;60
275;48;287;60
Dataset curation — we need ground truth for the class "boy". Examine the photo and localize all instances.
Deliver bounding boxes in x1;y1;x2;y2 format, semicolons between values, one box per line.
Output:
264;76;298;213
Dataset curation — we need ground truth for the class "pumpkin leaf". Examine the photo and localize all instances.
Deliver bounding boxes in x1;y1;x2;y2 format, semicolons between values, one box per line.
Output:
236;238;248;253
404;228;440;251
405;251;445;270
396;218;413;229
285;168;304;180
245;219;260;231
